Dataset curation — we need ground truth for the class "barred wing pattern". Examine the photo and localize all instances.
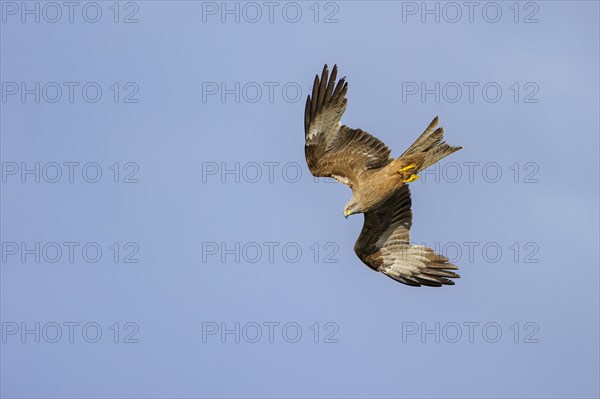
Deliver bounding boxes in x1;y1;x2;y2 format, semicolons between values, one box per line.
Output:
304;64;393;187
354;185;460;287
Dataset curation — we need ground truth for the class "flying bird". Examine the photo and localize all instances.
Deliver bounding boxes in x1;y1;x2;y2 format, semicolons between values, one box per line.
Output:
304;64;463;287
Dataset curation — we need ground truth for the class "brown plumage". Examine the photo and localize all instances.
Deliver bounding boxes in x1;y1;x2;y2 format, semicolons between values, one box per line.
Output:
304;64;463;287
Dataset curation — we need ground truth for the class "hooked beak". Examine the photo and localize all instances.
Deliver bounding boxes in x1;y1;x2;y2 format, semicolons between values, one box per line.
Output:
344;209;350;219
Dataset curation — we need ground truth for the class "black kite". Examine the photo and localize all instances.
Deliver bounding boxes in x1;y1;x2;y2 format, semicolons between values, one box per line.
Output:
304;64;463;287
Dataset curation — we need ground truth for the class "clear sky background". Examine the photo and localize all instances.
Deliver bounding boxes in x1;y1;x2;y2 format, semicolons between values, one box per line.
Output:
1;1;599;398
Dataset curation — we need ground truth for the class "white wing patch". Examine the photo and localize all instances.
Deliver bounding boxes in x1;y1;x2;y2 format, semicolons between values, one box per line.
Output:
332;174;352;187
381;245;440;276
307;128;320;141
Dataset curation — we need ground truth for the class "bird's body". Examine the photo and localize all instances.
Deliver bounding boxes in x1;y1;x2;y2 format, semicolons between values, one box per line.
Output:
340;155;423;212
304;64;463;287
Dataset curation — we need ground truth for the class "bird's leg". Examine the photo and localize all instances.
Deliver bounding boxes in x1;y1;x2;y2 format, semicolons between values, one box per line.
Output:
398;164;417;172
398;164;420;183
404;174;420;183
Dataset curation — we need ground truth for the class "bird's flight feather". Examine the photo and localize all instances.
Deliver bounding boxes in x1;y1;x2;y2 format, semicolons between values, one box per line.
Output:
304;64;393;188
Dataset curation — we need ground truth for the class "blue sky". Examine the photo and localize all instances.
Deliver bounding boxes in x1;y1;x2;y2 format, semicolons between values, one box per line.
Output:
1;1;599;398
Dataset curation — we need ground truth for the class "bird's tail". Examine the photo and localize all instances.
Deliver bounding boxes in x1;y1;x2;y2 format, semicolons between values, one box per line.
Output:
401;116;462;172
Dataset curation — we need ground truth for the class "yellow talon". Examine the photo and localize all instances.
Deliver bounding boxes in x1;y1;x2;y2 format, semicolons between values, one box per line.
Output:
403;174;420;183
399;164;417;173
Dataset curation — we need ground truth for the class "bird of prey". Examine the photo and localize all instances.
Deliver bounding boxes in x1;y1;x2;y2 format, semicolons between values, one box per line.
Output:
304;64;463;287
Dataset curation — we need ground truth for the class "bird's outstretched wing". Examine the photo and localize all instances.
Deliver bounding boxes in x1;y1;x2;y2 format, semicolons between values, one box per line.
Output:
354;185;460;287
304;64;393;188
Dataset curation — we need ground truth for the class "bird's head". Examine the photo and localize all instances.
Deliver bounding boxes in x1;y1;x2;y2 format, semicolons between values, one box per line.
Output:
343;200;361;219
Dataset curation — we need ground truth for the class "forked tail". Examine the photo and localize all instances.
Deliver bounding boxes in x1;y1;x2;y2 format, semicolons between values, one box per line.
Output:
401;116;462;172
